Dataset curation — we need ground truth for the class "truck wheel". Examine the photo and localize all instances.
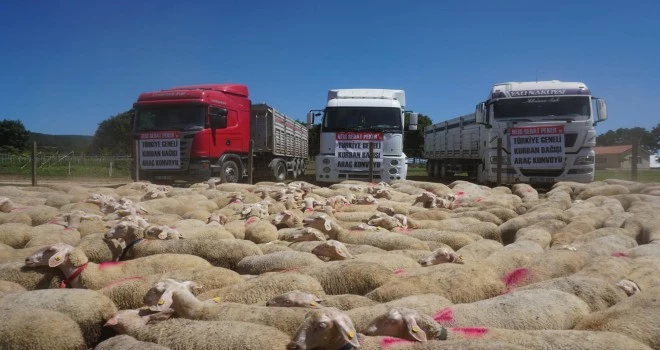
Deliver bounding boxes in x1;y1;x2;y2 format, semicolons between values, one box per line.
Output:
220;160;240;183
290;161;298;179
273;161;286;182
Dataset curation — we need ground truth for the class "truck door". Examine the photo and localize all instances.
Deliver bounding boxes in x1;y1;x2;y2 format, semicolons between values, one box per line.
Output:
209;107;243;157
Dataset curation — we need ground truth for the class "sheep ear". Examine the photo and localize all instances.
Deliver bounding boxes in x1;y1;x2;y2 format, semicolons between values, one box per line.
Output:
48;249;68;267
367;219;378;226
241;207;252;215
404;314;427;342
153;289;173;311
323;219;332;231
157;230;168;240
104;316;118;327
182;281;201;291
334;314;360;347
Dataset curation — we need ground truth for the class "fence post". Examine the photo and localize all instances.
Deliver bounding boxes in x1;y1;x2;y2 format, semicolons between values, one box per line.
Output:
31;142;37;186
109;161;113;177
68;161;71;175
368;142;375;183
631;140;638;181
496;138;503;186
134;140;140;182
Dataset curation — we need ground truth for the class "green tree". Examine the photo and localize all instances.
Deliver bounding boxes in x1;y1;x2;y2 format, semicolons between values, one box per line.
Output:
88;109;133;155
404;113;432;158
596;126;659;153
0;119;30;154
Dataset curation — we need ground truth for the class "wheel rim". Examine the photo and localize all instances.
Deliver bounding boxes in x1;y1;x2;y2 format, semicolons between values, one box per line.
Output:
225;167;238;183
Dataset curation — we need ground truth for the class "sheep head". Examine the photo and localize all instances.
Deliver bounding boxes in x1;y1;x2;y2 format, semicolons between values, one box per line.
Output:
144;225;181;240
616;279;641;296
363;307;431;342
288;307;360;350
272;210;302;229
311;240;354;261
105;221;142;241
266;290;323;308
143;279;201;312
280;227;327;243
419;247;464;266
302;213;340;236
0;196;18;213
104;308;175;333
24;243;76;268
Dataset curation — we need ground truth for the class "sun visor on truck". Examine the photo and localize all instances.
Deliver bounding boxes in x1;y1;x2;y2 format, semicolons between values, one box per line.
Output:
169;84;249;97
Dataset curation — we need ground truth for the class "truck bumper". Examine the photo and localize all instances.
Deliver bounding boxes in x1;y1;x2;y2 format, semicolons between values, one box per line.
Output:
131;161;212;183
315;155;407;183
485;151;595;185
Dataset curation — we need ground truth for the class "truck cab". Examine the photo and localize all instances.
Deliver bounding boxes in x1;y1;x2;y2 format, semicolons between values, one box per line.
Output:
130;84;307;184
308;89;418;183
474;80;608;185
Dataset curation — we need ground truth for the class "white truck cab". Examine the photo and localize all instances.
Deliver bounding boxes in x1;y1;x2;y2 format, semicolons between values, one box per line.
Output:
473;80;608;184
308;89;418;183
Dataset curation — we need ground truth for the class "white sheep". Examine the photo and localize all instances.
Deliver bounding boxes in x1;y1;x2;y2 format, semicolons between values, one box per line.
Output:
24;243;212;289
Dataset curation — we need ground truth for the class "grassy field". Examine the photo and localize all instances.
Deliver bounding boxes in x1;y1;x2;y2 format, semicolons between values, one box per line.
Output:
1;157;658;185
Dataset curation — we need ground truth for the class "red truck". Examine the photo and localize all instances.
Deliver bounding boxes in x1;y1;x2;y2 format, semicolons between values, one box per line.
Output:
130;84;308;184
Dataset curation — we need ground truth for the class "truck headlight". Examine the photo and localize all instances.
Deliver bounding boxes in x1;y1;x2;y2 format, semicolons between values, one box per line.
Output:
390;160;399;166
574;156;594;165
388;168;398;175
323;167;331;173
322;158;331;165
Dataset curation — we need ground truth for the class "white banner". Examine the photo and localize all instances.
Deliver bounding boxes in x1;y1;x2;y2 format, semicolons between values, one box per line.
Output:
509;125;565;168
335;132;384;171
139;131;181;170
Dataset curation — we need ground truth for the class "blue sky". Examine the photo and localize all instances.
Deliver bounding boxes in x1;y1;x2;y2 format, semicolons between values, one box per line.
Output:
0;0;658;136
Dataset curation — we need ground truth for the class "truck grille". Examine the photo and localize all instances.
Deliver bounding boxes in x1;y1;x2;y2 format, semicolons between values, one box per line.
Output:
520;169;564;177
564;133;577;148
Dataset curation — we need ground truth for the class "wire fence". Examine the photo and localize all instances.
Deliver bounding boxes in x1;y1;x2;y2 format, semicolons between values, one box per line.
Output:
0;151;133;182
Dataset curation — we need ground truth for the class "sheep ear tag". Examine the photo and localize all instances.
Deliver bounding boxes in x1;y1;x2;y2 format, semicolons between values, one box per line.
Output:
155;289;173;311
335;316;360;347
48;250;68;267
404;315;427;342
323;219;332;231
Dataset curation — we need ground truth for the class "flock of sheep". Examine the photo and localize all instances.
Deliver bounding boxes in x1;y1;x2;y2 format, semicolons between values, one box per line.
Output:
0;176;659;350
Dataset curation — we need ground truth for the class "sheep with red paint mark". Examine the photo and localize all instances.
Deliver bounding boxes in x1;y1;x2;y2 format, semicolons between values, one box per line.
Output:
23;243;212;290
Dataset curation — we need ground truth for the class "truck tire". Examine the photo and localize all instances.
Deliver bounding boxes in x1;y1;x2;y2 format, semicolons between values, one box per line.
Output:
290;161;298;179
273;161;286;182
220;160;240;183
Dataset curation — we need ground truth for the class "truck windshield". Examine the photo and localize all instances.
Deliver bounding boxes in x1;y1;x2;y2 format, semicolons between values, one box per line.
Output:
491;96;590;121
135;106;206;132
322;107;402;132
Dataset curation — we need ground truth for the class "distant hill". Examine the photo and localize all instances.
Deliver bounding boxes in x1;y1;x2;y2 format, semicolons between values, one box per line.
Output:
28;132;94;154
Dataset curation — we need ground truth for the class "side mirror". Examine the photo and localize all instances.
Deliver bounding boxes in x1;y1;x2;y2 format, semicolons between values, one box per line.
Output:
209;108;228;129
306;112;314;130
475;102;486;124
596;99;608;123
408;112;418;131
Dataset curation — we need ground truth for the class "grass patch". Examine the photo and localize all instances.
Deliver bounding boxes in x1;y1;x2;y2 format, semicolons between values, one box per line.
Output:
0;160;132;179
595;169;660;183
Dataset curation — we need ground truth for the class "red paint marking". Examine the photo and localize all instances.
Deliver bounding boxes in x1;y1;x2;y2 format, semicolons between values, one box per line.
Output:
526;188;533;192
433;307;454;323
98;261;125;270
612;252;628;257
475;197;483;202
103;276;145;288
456;191;465;197
393;268;406;275
450;327;489;338
380;337;413;349
65;227;74;231
503;267;529;287
169;226;176;229
245;217;258;225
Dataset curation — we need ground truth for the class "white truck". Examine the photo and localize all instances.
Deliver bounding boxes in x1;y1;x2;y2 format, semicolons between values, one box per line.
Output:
424;80;608;185
307;89;418;183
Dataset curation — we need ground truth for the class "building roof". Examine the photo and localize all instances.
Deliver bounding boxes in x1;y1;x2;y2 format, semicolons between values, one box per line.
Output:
595;144;652;156
594;145;632;155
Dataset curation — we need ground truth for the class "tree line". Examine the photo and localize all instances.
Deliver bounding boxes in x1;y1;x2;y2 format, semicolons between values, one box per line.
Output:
1;114;657;160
